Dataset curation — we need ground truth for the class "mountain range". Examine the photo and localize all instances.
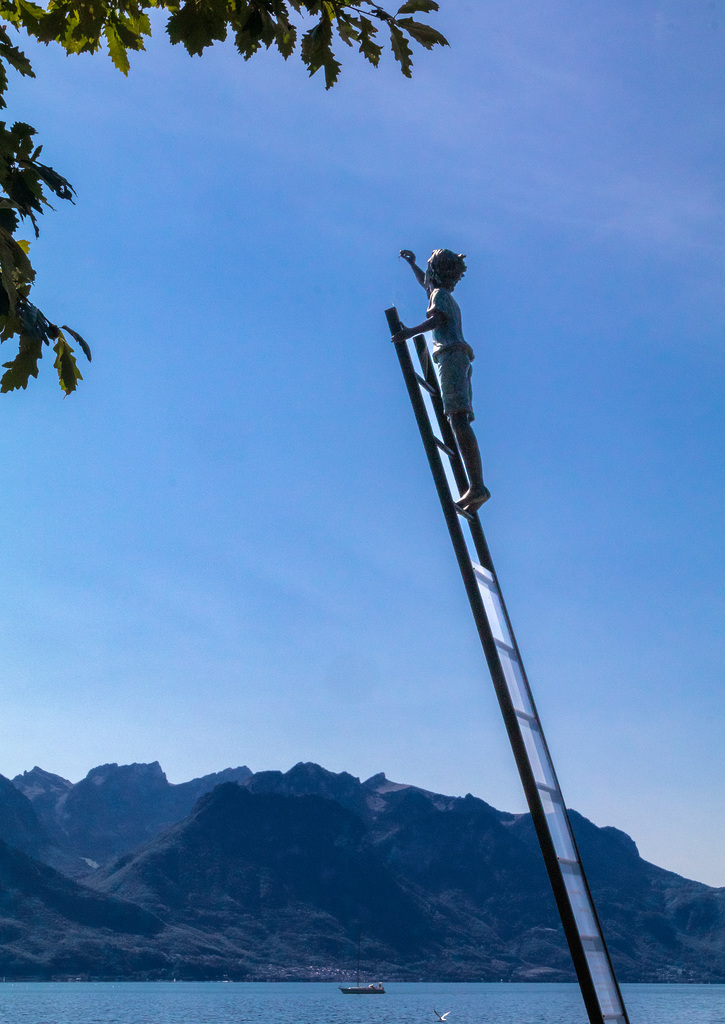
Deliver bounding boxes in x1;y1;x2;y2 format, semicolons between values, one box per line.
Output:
0;760;723;982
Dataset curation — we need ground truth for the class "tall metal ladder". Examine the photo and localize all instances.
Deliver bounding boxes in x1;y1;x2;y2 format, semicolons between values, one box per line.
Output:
385;308;630;1024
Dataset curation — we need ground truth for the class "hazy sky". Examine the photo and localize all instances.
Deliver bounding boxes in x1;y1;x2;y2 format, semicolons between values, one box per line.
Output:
1;1;724;886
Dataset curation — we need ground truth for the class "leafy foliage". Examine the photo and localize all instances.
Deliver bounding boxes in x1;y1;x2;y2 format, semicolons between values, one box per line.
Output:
0;118;91;393
0;0;447;394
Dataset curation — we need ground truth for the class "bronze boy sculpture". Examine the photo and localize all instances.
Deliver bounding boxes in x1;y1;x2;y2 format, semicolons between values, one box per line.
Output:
392;248;491;512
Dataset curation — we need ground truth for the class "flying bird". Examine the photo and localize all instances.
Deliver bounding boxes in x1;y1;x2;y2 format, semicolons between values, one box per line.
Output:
433;1012;450;1021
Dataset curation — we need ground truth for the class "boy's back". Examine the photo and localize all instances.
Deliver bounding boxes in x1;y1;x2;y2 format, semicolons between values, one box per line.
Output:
427;286;474;361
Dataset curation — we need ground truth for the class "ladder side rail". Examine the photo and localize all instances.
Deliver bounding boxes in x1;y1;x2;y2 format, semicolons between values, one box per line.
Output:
387;310;629;1024
409;335;628;1021
483;581;630;1023
390;325;602;1023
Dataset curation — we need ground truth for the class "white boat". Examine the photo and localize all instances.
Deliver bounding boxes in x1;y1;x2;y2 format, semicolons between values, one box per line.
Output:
339;930;385;994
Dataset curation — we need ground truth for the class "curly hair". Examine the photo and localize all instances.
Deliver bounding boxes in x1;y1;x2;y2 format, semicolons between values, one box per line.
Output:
426;249;467;290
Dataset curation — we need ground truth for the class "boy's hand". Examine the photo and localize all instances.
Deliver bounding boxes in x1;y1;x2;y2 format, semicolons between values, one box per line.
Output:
391;327;409;344
399;250;416;264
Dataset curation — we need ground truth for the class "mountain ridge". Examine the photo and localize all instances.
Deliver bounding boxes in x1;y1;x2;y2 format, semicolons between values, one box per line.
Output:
0;759;723;982
12;761;253;872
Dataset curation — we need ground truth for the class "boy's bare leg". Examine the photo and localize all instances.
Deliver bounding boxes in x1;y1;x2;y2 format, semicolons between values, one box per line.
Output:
449;412;491;511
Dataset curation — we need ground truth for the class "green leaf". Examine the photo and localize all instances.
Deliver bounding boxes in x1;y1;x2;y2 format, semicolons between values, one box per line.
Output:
0;29;34;77
2;0;45;34
232;3;264;59
0;207;19;234
167;0;229;56
396;0;438;13
115;14;150;48
336;15;358;47
61;323;92;361
0;232;20;309
395;16;447;49
301;15;341;88
300;20;326;67
53;332;83;394
275;22;296;57
18;0;45;24
0;227;35;291
356;15;381;66
0;25;35;110
18;298;44;338
33;161;73;201
0;333;42;392
388;22;412;76
105;23;131;73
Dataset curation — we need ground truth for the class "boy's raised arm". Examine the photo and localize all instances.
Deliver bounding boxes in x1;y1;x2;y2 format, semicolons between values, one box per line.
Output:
400;249;427;289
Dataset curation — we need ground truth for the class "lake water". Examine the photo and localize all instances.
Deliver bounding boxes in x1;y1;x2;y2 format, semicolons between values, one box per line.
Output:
0;981;724;1024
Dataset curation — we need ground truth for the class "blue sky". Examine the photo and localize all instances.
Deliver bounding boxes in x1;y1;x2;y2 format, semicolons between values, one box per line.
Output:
1;0;724;886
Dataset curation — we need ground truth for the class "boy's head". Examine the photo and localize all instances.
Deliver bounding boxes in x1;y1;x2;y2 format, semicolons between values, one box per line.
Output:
426;249;467;290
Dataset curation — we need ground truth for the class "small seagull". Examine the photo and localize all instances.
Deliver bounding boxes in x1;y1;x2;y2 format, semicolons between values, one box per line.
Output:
433;1012;450;1021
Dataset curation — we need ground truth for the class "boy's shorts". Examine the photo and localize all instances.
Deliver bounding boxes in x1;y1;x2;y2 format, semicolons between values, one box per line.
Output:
435;346;474;421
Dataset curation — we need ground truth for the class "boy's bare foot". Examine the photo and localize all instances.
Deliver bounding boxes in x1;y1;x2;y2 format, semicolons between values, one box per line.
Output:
457;485;491;512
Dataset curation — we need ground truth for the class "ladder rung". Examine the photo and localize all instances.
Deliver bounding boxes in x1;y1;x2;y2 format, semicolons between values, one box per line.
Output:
415;372;437;395
493;636;516;656
454;502;475;522
434;437;456;457
471;562;495;583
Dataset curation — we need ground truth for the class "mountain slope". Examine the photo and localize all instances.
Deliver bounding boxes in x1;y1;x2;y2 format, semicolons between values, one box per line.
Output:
94;784;451;973
0;774;52;859
0;839;165;979
91;776;725;982
3;759;725;982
